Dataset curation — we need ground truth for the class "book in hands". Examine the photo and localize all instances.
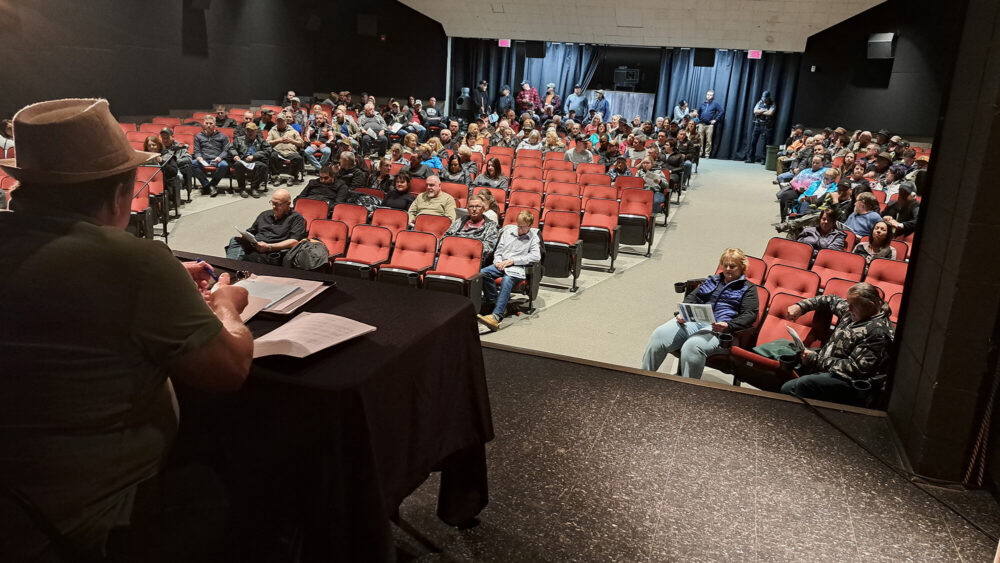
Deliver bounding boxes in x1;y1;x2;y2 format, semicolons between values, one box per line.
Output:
678;302;715;325
235;226;258;246
253;312;376;358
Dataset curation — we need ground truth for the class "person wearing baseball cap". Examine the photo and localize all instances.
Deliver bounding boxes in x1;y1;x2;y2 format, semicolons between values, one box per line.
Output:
0;98;253;559
543;82;562;114
515;80;541;116
593;88;610;121
883;180;919;236
473;79;492;115
564;83;588;117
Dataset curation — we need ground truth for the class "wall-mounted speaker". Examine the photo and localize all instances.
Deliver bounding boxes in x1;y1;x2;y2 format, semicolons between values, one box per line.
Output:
693;48;716;67
525;41;546;58
867;33;896;59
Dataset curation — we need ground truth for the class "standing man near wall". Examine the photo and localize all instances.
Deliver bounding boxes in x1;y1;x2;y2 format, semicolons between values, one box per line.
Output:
745;90;776;164
697;90;724;158
473;80;491;117
564;84;588;118
593;89;610;121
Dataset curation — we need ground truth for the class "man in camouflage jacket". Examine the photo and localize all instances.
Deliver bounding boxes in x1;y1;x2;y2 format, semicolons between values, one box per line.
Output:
780;282;894;405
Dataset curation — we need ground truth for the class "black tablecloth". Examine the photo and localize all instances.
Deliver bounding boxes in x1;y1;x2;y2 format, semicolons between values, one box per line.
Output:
171;252;494;561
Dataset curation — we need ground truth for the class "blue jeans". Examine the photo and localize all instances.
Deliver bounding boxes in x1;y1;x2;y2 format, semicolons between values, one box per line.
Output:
407;124;427;142
480;264;518;320
653;191;666;215
192;159;230;188
781;372;867;406
641;318;724;379
305;144;331;169
776;171;794;184
682;161;692;186
225;237;246;260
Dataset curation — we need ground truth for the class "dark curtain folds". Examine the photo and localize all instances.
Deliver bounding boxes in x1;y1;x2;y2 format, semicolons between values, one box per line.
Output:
652;48;800;160
450;38;521;114
523;43;604;106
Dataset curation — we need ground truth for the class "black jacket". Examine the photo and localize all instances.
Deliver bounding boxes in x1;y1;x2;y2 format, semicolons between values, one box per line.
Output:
472;89;491;115
334;166;368;203
228;135;270;164
295;179;340;207
381;190;415;211
883;199;919;235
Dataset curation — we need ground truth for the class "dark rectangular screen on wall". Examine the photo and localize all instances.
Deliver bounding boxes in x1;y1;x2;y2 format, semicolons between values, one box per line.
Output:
525;41;546;58
693;48;716;67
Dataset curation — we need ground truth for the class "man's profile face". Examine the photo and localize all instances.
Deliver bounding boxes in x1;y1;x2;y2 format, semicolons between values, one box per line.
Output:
426;177;442;196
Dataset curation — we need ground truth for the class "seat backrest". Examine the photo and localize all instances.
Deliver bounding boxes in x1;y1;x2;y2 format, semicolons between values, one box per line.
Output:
576;163;605;176
139;123;162;133
811;249;867;288
843;230;857;252
370;208;409;241
887;292;903;324
470;152;484;167
118;122;137;132
413;213;453;239
582;185;618;210
756;292;818;346
873;190;887;205
488;146;514;157
762;237;813;270
343;225;392;263
513;166;543;180
131;181;150;212
614;176;644;190
545;169;578;183
581;198;619;229
823;277;859;300
174;125;202;136
409;177;427;194
330;203;368;232
543;149;566;160
890;240;909;260
617;189;653;217
543;194;582;215
294;198;330;228
135;166;164;196
434;236;484;278
389;163;405;176
308;219;349;257
579;173;612;187
387;230;438;270
516;149;542;160
511;178;544;194
865;258;908;297
543;159;575;171
502;206;540;227
218;127;235;141
126;130;149;143
714;256;767;286
545;181;581;198
541;210;581;245
440;182;469;208
508;190;542;210
764;264;820;298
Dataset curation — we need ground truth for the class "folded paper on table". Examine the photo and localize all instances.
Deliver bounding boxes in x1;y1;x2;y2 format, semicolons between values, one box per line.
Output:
253;312;376;358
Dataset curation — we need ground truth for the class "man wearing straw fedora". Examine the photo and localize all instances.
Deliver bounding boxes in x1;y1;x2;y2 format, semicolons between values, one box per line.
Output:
0;98;254;561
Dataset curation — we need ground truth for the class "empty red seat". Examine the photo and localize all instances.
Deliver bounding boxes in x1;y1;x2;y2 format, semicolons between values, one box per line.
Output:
579;173;612;188
513;167;543;181
377;230;439;286
887;292;903;324
762;237;813;271
510;178;544;194
545;169;578;183
502;206;539;228
370;208;408;241
516;149;542;160
576;163;605;176
174;125;202;136
543;159;574;172
118;123;137;132
308;219;349;261
409;177;427;194
617;189;654;256
545;181;581;198
811;249;866;289
843;230;857;252
333;225;393;278
424;237;485;309
294;198;331;228
823;277;863;300
152;116;181;126
413;213;453;240
439;182;469;208
488;146;514;157
125;130;150;143
330;203;368;233
865;258;907;298
582;185;618;211
613;176;644;191
543;194;582;216
390;163;406;176
541;210;583;291
764;264;820;299
580;198;619;272
508;190;542;210
139;123;163;133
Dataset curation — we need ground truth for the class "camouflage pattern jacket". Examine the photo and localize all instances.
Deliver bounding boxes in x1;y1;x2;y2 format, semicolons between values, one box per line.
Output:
796;295;894;381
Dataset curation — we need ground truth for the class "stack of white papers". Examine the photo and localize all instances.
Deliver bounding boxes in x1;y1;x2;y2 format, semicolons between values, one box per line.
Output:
253;312;376;358
231;275;331;321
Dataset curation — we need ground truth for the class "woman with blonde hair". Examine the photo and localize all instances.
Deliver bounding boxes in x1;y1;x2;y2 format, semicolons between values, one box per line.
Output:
402;133;419;154
543;129;566;153
641;248;760;378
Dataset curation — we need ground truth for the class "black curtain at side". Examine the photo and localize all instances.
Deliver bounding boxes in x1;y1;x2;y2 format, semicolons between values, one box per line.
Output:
450;38;521;114
651;49;802;160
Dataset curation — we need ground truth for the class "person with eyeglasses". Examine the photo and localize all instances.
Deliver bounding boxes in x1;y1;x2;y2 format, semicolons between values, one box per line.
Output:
225;188;306;264
442;195;499;264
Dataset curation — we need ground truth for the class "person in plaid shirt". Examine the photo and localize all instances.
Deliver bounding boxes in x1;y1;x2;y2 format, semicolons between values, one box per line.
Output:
515;81;541;117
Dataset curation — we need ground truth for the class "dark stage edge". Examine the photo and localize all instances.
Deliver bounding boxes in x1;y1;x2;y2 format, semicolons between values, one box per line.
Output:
394;346;1000;562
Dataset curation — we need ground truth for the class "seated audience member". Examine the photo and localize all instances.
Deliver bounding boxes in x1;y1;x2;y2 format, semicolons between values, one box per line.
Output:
641;248;760;378
585;117;604;139
228;122;269;197
226;188;306;264
142;136;180;206
472;156;509;191
477;210;542;331
404;153;433;179
684;121;702;169
383;171;417;211
843;192;882;238
159;127;192;195
662;139;686;192
781;283;894;405
777;155;827;221
907;155;930;182
543;129;566;153
303;110;334;172
437;130;457;158
419;96;444;128
439;153;470;185
358;102;389;158
402;133;420;155
255;108;276;132
427;136;445;158
443;195;500;260
896;148;918;174
192;115;231;197
517;129;543;152
294;164;340;207
882;181;919;236
389;143;410;165
333;151;367;196
457;145;479;178
418;143;443;170
608;155;632;182
564;135;595;166
266;114;305;186
877;164;908;198
283;98;308;130
596;135;619;167
627;135;648;161
797;208;847;254
213;105;237;128
407;100;427;141
837;152;856;177
369;157;395;193
842;161;873;197
331;108;360;148
867;151;893;184
0;99;253;561
234;111;255;139
407;175;456;226
0;118;13;152
675;130;694;186
795;168;841;215
853;220;896;263
476;188;501;223
851;130;873;154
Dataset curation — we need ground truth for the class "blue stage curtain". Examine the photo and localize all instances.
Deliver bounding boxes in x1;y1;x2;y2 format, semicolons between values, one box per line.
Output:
450;38;521;113
523;43;604;111
652;49;800;160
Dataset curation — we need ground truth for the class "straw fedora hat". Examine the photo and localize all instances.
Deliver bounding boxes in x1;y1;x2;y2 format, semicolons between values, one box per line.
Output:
0;98;157;184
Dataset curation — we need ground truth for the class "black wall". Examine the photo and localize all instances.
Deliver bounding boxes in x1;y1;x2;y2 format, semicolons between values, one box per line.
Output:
792;0;964;137
591;47;661;93
0;0;316;119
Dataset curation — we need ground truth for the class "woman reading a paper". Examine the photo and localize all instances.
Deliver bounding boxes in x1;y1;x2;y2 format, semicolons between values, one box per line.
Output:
641;248;759;378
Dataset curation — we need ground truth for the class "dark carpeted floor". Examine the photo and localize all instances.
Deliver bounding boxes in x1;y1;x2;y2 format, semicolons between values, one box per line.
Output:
394;347;1000;562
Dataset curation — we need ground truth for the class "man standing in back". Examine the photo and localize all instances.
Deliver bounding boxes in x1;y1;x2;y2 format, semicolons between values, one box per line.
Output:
697;90;724;158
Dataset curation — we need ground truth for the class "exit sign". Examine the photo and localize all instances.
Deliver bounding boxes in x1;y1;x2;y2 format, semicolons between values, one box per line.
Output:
498;39;511;48
748;50;762;59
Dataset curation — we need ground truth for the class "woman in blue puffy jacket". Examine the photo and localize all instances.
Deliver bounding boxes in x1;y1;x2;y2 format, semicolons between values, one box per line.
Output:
641;248;760;378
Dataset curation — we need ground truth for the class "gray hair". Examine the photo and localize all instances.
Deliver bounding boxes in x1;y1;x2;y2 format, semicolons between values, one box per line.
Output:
340;151;356;166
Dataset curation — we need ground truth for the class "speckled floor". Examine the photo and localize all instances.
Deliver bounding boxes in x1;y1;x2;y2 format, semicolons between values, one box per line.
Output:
394;348;1000;562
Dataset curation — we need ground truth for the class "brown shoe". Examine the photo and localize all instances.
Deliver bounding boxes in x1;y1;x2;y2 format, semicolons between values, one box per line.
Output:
477;314;500;331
